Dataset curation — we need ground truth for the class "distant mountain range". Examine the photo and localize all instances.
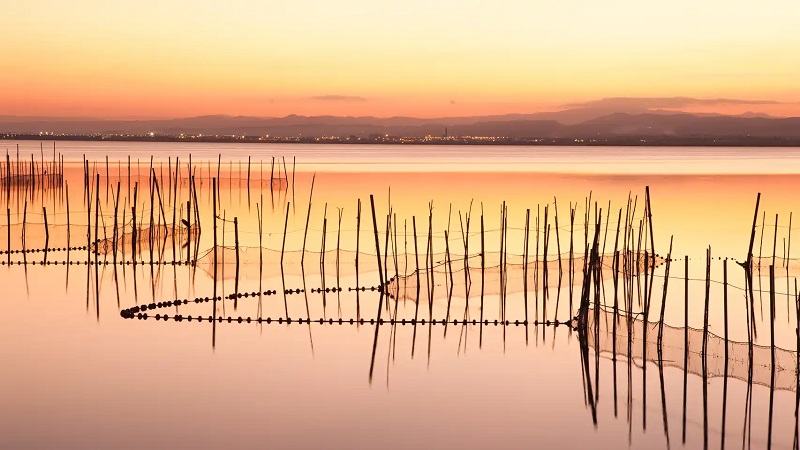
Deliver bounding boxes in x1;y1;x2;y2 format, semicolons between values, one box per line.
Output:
2;108;799;139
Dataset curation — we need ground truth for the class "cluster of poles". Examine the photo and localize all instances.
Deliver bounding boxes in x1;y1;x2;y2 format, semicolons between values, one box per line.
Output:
1;143;65;197
2;148;797;449
575;191;799;450
1;149;298;267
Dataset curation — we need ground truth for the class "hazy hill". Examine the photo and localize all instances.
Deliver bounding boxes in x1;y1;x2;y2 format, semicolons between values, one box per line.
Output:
1;108;797;139
572;113;800;138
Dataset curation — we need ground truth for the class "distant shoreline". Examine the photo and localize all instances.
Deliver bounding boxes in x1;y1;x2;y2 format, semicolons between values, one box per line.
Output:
3;134;800;147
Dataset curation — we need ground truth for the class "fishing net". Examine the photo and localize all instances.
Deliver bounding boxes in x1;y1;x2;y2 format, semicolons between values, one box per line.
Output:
586;307;799;392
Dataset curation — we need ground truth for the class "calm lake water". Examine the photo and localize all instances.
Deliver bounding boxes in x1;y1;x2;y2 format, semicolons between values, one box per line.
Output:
1;141;798;449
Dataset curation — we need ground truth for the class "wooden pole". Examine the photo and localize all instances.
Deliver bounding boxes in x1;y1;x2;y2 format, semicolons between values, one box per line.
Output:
554;197;562;273
412;215;420;328
499;202;505;319
746;193;761;268
301;173;316;266
444;229;453;324
186;200;191;264
149;169;155;263
794;278;799;450
132;182;138;264
152;174;167;231
768;264;776;449
703;247;711;355
112;182;120;264
657;236;673;344
66;184;70;258
94;174;100;267
213;177;218;267
171;157;178;259
337;207;343;292
645;186;655;259
234;216;240;307
168;157;172;206
131;204;136;266
535;205;541;316
270;157;275;195
355;199;361;289
427;203;434;312
292;156;296;208
788;213;793;319
524;208;530;323
280;201;290;268
321;206;328;306
105;155;109;202
383;207;392;290
5;208;9;264
191;175;200;232
43;206;49;262
543;205;549;315
721;258;729;450
258;201;263;309
480;205;485;330
682;253;688;444
569;205;575;315
370;195;385;288
85;159;91;265
282;156;289;190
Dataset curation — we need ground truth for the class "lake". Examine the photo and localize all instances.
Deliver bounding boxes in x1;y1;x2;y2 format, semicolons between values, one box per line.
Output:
0;141;798;449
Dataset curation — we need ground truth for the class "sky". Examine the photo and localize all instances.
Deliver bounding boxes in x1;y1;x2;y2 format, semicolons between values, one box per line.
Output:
2;0;800;118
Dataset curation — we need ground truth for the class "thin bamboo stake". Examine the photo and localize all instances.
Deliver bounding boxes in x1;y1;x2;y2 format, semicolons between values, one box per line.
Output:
5;208;9;264
278;202;289;312
292;156;296;209
554;197;562;273
43;206;49;262
682;253;688;444
657;236;673;344
369;195;385;286
768;264;776;449
300;174;316;266
480;204;485;333
270;157;275;195
94;175;100;267
645;186;655;259
186;200;191;264
356;199;361;293
247;156;251;201
524;208;530;323
721;258;729;450
234;216;240;308
703;247;711;355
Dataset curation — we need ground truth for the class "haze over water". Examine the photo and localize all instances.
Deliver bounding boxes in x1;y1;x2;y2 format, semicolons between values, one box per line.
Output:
16;140;800;173
0;141;798;449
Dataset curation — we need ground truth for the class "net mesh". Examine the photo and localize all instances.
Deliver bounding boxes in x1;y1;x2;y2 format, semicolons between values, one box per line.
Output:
586;307;799;392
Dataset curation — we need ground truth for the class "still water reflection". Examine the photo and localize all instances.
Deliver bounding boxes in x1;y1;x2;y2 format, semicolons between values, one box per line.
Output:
0;142;798;449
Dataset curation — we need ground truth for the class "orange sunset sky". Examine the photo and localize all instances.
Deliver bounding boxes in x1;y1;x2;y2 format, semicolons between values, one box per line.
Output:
2;0;800;118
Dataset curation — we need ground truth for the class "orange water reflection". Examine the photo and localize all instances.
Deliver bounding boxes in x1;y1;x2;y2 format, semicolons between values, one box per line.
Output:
0;148;798;449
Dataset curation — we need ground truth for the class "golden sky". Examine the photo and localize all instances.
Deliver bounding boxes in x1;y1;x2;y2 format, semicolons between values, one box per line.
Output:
2;0;800;118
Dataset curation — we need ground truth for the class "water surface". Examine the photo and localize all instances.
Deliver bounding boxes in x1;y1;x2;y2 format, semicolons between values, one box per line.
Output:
0;141;798;449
